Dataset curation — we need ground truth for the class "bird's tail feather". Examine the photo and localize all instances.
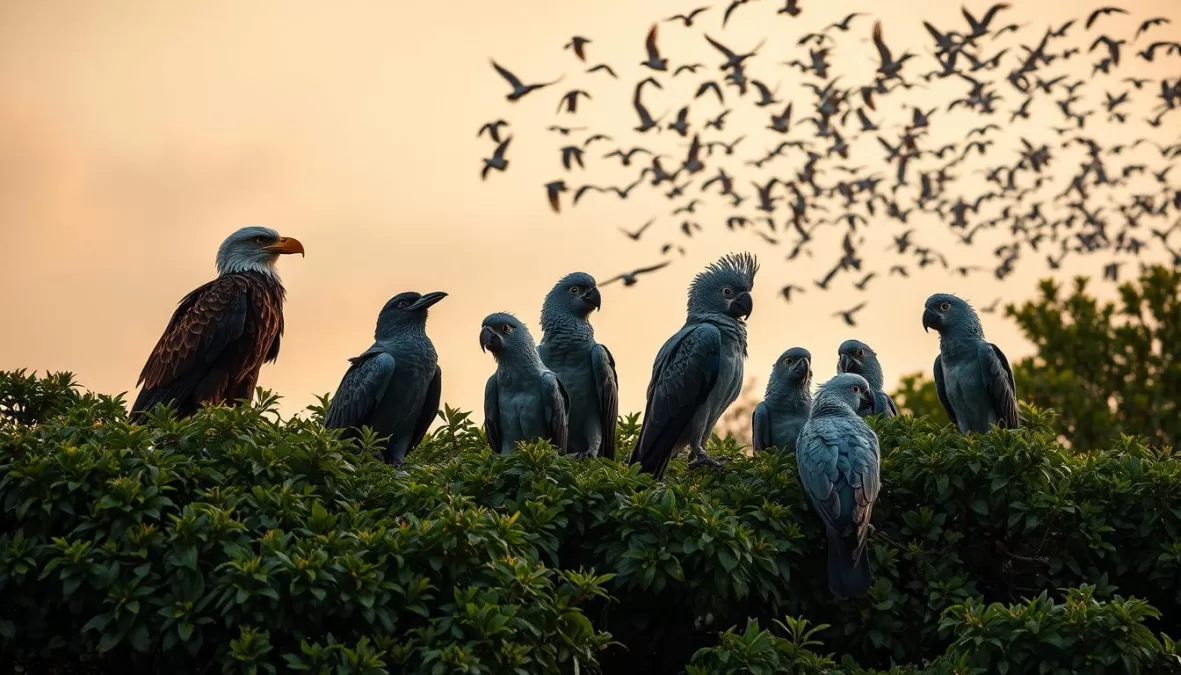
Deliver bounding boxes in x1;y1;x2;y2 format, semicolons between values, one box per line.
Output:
826;528;872;599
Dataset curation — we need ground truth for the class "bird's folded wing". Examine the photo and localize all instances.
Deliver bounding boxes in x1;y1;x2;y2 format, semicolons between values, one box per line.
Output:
542;371;571;452
409;366;443;449
631;324;722;471
591;343;620;459
932;355;959;427
483;375;502;453
138;276;251;389
797;427;841;524
981;342;1020;428
324;349;396;430
751;403;771;452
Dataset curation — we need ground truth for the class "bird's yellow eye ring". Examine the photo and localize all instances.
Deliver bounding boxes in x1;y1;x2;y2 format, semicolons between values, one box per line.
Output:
569;286;581;295
940;302;952;311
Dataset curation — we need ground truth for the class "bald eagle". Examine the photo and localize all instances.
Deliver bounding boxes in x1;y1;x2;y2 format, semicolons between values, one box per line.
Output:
130;226;304;422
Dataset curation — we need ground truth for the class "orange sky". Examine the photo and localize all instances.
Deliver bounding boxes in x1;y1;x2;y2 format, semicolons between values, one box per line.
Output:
1;0;1178;420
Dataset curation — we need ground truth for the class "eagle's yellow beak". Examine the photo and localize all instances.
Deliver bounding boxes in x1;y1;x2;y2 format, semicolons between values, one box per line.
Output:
264;236;305;257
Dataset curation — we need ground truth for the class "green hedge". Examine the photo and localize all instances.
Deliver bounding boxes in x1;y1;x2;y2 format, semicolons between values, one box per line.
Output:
2;370;1179;674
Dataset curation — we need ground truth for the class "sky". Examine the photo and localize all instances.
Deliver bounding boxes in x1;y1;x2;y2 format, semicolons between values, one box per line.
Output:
0;0;1178;421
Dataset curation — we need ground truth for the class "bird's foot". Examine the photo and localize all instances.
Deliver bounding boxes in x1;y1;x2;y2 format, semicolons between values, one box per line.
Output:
572;450;595;459
687;451;725;471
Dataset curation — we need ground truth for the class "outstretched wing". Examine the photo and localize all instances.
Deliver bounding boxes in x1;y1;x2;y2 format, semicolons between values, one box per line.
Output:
324;347;396;430
932;355;959;427
751;402;771;452
409;366;443;449
629;323;722;478
483;375;502;454
590;344;620;459
542;371;571;452
980;342;1019;429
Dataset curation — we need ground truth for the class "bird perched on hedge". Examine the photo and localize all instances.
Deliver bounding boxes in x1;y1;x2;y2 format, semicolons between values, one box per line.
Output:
630;252;758;478
752;347;813;453
324;291;446;466
836;340;898;418
130;226;304;422
481;313;570;454
537;272;619;458
922;294;1019;433
797;373;881;600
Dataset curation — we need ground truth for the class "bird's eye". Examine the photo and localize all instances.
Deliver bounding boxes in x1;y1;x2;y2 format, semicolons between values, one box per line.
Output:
784;357;794;365
569;286;581;295
722;287;734;297
852;386;861;394
502;323;512;333
254;236;267;244
940;302;952;311
396;300;409;309
856;349;865;358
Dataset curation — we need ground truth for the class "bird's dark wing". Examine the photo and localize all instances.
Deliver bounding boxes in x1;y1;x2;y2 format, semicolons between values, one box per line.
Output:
801;419;880;530
752;402;771;452
590;343;619;459
932;355;959;427
137;275;252;391
484;375;502;453
409;366;443;449
491;60;523;88
541;371;571;452
323;347;397;430
630;323;722;478
980;342;1020;428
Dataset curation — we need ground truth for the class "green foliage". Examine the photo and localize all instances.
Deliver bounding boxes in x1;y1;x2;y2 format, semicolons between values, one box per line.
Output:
3;370;1181;674
893;265;1181;451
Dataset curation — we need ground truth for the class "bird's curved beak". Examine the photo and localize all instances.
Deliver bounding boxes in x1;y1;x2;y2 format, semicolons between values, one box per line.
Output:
860;389;874;410
793;357;810;377
922;308;940;333
410;291;448;311
730;291;754;320
583;286;602;311
264;236;305;257
480;326;502;354
838;353;859;374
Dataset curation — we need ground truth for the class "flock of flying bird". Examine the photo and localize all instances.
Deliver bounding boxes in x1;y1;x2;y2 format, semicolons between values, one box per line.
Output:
128;229;1019;600
481;3;1181;324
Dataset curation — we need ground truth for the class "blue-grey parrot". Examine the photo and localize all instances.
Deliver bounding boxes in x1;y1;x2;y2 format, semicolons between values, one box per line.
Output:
836;339;898;418
752;347;813;454
922;293;1019;433
324;291;446;466
630;252;759;478
537;272;619;459
480;312;570;454
796;373;880;599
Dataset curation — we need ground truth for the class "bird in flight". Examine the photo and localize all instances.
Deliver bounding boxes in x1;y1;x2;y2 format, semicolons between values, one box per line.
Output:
490;60;561;102
601;261;673;287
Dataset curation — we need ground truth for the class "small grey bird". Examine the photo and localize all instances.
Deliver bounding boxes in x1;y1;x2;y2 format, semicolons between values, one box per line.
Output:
923;293;1019;433
325;291;447;466
481;313;570;454
797;373;880;599
630;253;759;478
836;340;898;418
538;272;619;458
752;347;813;453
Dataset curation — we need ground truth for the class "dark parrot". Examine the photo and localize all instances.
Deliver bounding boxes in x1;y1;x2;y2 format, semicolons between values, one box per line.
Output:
130;226;304;421
324;291;447;466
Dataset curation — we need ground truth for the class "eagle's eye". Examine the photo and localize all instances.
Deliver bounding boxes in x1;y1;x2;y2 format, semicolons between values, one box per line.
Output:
254;235;267;244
